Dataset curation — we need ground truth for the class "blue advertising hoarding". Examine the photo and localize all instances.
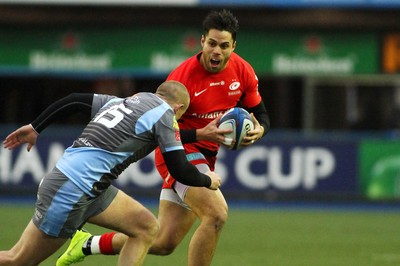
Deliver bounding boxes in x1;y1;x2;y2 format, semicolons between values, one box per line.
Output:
216;139;357;193
0;126;358;198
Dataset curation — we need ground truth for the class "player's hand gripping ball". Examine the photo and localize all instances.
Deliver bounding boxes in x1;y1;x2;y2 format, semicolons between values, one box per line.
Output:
218;107;254;150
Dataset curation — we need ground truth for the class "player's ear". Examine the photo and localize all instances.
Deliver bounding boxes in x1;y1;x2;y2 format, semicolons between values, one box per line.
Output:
201;35;205;47
174;103;185;119
232;41;236;51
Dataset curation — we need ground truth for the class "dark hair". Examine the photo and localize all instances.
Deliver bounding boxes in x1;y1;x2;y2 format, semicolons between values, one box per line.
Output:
202;9;239;42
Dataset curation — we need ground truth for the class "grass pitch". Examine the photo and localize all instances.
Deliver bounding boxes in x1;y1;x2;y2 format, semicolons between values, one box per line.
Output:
1;202;400;266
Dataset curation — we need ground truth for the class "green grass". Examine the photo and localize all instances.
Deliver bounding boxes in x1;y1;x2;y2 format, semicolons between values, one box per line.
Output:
1;204;400;266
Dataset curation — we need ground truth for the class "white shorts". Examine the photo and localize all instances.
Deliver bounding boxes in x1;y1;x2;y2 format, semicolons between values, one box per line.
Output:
159;163;210;211
160;182;191;210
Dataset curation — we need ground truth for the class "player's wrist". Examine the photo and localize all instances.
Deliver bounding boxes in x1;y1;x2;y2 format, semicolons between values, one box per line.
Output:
29;124;39;136
195;128;202;140
202;173;212;188
260;123;269;137
180;129;197;143
260;125;264;136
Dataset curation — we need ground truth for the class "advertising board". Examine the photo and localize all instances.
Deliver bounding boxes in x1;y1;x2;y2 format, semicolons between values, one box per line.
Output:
0;127;358;198
0;29;378;76
360;140;400;199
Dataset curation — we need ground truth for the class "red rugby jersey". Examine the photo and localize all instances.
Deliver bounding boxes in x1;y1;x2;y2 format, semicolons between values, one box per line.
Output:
167;52;262;153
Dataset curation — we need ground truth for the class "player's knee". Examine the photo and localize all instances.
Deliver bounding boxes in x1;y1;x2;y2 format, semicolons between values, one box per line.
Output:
124;209;159;245
205;207;228;232
150;239;177;256
157;245;175;256
137;212;160;243
147;217;160;240
151;235;180;256
213;212;228;231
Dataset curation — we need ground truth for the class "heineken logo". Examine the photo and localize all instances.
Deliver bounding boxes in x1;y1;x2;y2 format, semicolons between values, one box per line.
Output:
273;54;355;74
29;31;112;71
29;51;112;71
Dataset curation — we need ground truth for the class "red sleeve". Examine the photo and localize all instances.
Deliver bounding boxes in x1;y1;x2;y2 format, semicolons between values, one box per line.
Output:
240;60;262;108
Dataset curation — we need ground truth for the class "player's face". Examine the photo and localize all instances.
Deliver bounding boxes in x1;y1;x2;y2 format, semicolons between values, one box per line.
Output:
200;29;236;73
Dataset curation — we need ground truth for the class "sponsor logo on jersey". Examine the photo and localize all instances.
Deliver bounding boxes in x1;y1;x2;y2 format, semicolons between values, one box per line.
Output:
34;209;43;220
78;137;93;147
126;95;140;104
173;117;179;130
175;130;181;141
173;116;181;141
210;81;225;87
191;111;224;119
194;88;207;97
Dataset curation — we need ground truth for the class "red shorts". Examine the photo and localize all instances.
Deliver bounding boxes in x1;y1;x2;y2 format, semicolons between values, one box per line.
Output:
155;144;217;189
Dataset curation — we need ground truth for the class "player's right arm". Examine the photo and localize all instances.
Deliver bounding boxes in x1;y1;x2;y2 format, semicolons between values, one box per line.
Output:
179;114;233;145
162;150;221;190
3;93;94;151
31;93;94;133
3;124;39;151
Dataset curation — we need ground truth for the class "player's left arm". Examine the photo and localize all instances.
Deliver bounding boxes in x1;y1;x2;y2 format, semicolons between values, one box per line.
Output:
248;100;270;137
239;61;270;145
163;150;221;190
241;100;270;146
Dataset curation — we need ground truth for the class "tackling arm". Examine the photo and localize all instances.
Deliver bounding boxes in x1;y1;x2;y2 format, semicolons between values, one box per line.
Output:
162;150;220;190
31;93;94;133
3;93;94;151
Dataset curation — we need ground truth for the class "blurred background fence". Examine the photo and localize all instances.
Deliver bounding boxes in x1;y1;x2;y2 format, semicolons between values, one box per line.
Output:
2;0;400;202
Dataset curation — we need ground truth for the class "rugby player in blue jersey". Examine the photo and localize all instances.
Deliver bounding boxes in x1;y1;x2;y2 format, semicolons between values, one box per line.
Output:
1;80;221;266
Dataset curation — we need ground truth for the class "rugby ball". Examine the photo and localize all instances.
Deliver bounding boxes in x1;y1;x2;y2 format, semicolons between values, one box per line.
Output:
218;107;254;150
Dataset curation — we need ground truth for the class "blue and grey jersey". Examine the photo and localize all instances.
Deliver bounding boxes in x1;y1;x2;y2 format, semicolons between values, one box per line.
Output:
56;93;183;197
